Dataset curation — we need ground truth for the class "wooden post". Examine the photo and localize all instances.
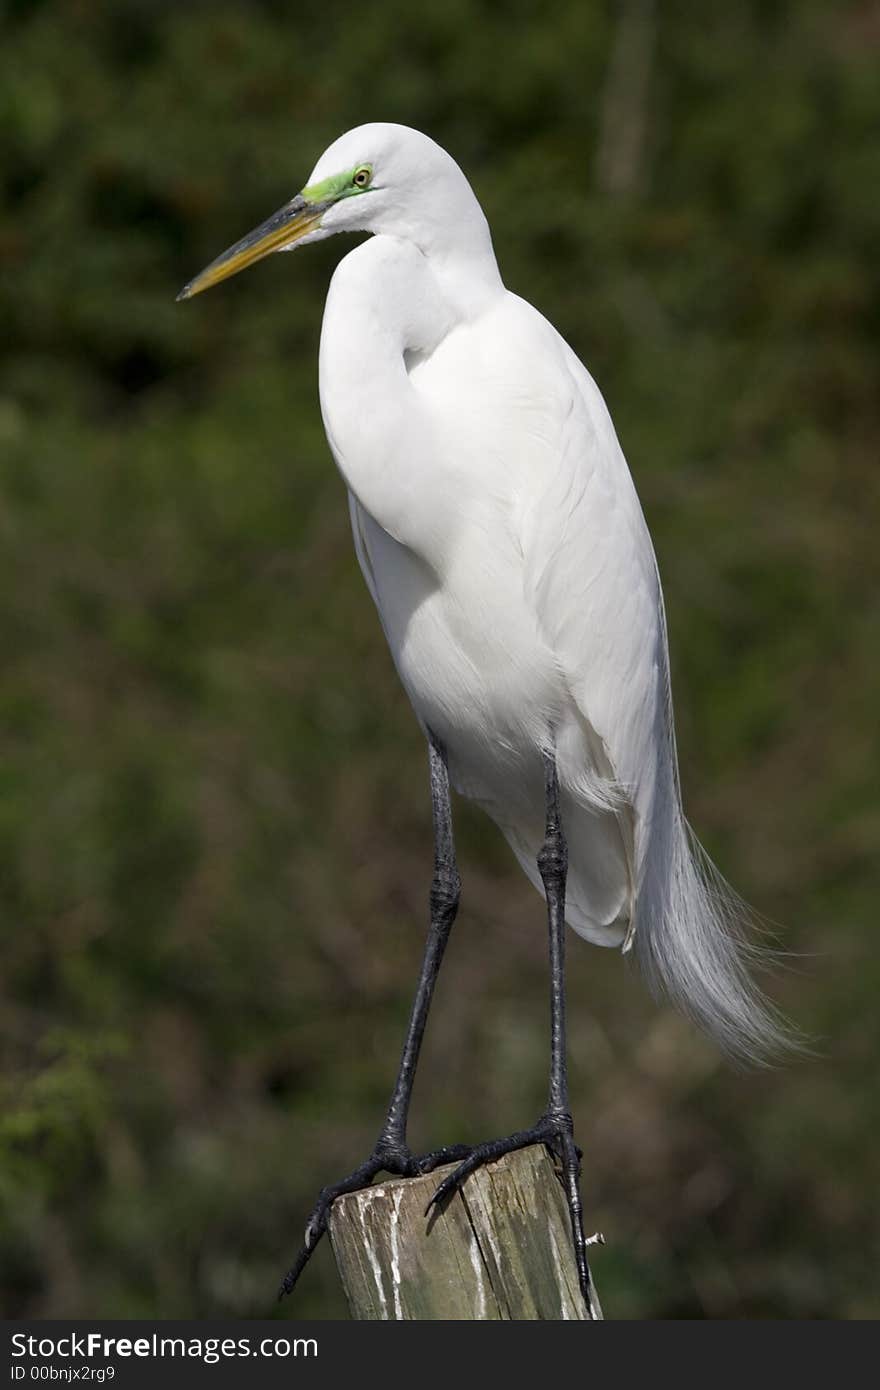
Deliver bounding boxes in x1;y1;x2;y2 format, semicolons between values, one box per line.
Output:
328;1145;603;1320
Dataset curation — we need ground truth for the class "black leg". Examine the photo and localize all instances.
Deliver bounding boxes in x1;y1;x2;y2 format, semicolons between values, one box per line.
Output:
537;748;601;1315
377;733;462;1150
279;734;468;1298
425;746;602;1318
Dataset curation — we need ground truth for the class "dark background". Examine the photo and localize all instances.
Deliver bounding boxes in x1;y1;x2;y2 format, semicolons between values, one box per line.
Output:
1;0;878;1318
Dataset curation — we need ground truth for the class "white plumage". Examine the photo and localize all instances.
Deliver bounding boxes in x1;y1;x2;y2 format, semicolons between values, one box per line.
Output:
182;122;789;1064
312;124;785;1061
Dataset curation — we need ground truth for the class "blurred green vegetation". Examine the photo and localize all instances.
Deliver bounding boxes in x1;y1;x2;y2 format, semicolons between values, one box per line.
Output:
1;0;878;1319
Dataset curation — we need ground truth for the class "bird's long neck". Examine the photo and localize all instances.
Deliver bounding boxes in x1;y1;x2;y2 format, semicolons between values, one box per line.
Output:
318;234;501;564
405;193;503;323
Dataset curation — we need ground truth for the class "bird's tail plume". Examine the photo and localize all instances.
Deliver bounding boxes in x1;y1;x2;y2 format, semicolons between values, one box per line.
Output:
632;808;797;1065
626;567;800;1066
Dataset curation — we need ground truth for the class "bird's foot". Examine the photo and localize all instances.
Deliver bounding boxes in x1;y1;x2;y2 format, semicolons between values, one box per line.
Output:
278;1137;473;1299
425;1111;603;1318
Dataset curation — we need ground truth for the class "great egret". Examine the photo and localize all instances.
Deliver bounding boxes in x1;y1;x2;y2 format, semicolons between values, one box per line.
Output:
179;122;790;1316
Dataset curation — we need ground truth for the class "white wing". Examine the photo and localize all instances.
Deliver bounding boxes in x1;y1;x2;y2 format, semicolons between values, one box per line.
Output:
513;307;791;1059
515;303;674;911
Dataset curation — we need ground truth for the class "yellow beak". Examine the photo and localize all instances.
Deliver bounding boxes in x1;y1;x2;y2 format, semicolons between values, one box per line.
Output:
176;194;322;301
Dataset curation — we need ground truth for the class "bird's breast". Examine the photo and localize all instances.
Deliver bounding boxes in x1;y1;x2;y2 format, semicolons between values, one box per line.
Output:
352;500;563;795
336;292;589;776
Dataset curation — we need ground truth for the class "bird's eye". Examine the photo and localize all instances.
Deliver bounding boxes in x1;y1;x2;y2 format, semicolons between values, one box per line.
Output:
353;166;371;189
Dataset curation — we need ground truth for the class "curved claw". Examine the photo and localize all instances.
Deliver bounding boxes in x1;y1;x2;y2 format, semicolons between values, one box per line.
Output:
279;1236;320;1300
279;1141;438;1300
424;1160;477;1215
279;1196;333;1299
424;1125;554;1216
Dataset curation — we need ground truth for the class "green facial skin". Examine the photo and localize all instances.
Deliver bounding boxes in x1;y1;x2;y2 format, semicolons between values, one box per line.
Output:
302;165;372;206
176;166;373;300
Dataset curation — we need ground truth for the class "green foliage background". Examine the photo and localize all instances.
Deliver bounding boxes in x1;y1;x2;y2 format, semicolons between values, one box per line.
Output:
1;0;878;1318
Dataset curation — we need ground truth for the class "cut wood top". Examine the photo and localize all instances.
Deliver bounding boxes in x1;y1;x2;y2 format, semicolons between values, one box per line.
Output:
328;1144;601;1320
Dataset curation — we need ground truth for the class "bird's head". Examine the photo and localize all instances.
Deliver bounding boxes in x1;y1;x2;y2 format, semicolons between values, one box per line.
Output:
177;122;491;302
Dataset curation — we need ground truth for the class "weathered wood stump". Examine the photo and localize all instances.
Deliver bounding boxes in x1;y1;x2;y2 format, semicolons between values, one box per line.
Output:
328;1144;603;1319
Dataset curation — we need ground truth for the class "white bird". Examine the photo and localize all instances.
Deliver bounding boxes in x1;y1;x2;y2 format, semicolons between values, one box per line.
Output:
179;122;790;1315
